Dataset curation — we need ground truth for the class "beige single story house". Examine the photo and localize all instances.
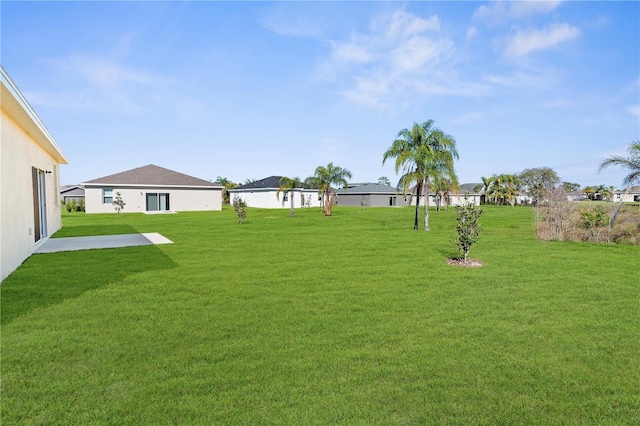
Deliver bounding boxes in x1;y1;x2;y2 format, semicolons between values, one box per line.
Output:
613;186;640;203
228;176;322;209
82;164;224;213
1;66;68;281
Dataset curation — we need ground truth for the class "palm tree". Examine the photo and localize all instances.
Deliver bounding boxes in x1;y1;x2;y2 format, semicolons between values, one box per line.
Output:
475;176;494;204
214;176;238;204
305;163;352;216
599;141;640;187
490;174;520;206
383;120;458;230
433;176;458;211
276;176;302;218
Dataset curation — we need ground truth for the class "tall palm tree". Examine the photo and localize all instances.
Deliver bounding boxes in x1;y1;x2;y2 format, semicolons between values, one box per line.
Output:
305;163;352;216
599;141;640;187
276;176;302;218
383;120;458;230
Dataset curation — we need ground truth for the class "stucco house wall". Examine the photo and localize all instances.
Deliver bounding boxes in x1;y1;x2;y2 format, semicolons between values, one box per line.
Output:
229;176;321;209
336;183;411;207
84;185;222;213
82;165;223;214
230;189;321;209
1;67;68;281
613;186;640;203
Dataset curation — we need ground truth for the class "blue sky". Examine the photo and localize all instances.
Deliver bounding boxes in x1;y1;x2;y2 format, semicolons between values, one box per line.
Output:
2;1;638;188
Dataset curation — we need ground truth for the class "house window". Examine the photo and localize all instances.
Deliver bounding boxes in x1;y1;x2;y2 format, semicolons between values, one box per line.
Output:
146;193;170;211
283;191;289;202
103;188;113;204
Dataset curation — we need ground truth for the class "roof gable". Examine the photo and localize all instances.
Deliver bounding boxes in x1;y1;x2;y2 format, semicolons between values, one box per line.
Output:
83;164;220;187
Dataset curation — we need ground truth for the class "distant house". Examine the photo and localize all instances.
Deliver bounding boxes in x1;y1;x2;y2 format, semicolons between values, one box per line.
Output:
335;183;411;207
613;186;640;203
83;164;223;214
1;66;68;281
228;176;321;209
407;183;482;207
567;190;586;202
60;185;85;204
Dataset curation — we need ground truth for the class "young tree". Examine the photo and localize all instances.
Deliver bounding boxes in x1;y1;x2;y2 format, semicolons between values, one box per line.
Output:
305;163;352;216
454;198;483;262
232;196;247;224
276;176;302;218
112;192;125;216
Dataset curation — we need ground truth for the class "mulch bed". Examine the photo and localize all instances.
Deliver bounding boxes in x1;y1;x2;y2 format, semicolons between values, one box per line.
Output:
446;258;484;268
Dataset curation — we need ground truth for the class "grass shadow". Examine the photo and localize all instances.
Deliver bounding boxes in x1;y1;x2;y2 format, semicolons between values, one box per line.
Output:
1;245;177;325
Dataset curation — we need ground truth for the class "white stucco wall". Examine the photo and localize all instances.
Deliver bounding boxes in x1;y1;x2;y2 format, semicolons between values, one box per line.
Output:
1;111;63;281
84;186;222;213
409;194;481;207
229;189;321;209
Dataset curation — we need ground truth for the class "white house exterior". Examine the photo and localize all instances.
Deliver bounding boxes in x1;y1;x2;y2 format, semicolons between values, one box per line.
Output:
83;165;223;213
1;66;68;281
613;186;640;203
229;176;321;209
407;183;482;207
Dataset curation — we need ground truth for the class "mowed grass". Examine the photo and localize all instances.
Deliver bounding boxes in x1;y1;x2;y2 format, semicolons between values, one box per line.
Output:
1;206;638;424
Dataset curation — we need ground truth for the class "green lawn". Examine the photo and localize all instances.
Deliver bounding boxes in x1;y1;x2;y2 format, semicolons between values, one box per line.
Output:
2;206;638;424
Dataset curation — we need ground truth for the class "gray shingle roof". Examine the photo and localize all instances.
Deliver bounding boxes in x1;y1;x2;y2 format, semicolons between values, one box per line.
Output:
336;183;400;194
83;164;220;187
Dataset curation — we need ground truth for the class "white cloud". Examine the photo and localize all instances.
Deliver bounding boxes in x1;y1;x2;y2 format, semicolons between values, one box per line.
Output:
629;105;640;117
32;54;170;113
317;8;459;108
331;40;375;64
262;17;320;38
473;0;564;23
465;26;478;42
509;1;564;18
391;37;450;74
505;23;580;57
48;54;167;88
379;9;440;38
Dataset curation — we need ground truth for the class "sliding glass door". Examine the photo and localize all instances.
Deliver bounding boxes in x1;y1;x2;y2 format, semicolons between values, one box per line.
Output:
146;193;170;211
32;167;47;241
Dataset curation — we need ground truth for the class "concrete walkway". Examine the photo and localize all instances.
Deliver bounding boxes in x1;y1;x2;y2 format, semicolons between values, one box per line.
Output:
35;233;173;254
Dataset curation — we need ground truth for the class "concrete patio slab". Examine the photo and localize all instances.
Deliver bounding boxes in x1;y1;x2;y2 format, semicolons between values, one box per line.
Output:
35;233;173;254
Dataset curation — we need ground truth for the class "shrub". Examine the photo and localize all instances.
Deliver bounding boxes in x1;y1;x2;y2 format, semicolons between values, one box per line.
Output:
233;196;247;224
454;199;483;261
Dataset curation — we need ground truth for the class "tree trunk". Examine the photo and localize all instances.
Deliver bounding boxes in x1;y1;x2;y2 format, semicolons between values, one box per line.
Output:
424;180;430;231
290;192;295;218
414;181;422;230
324;191;333;216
